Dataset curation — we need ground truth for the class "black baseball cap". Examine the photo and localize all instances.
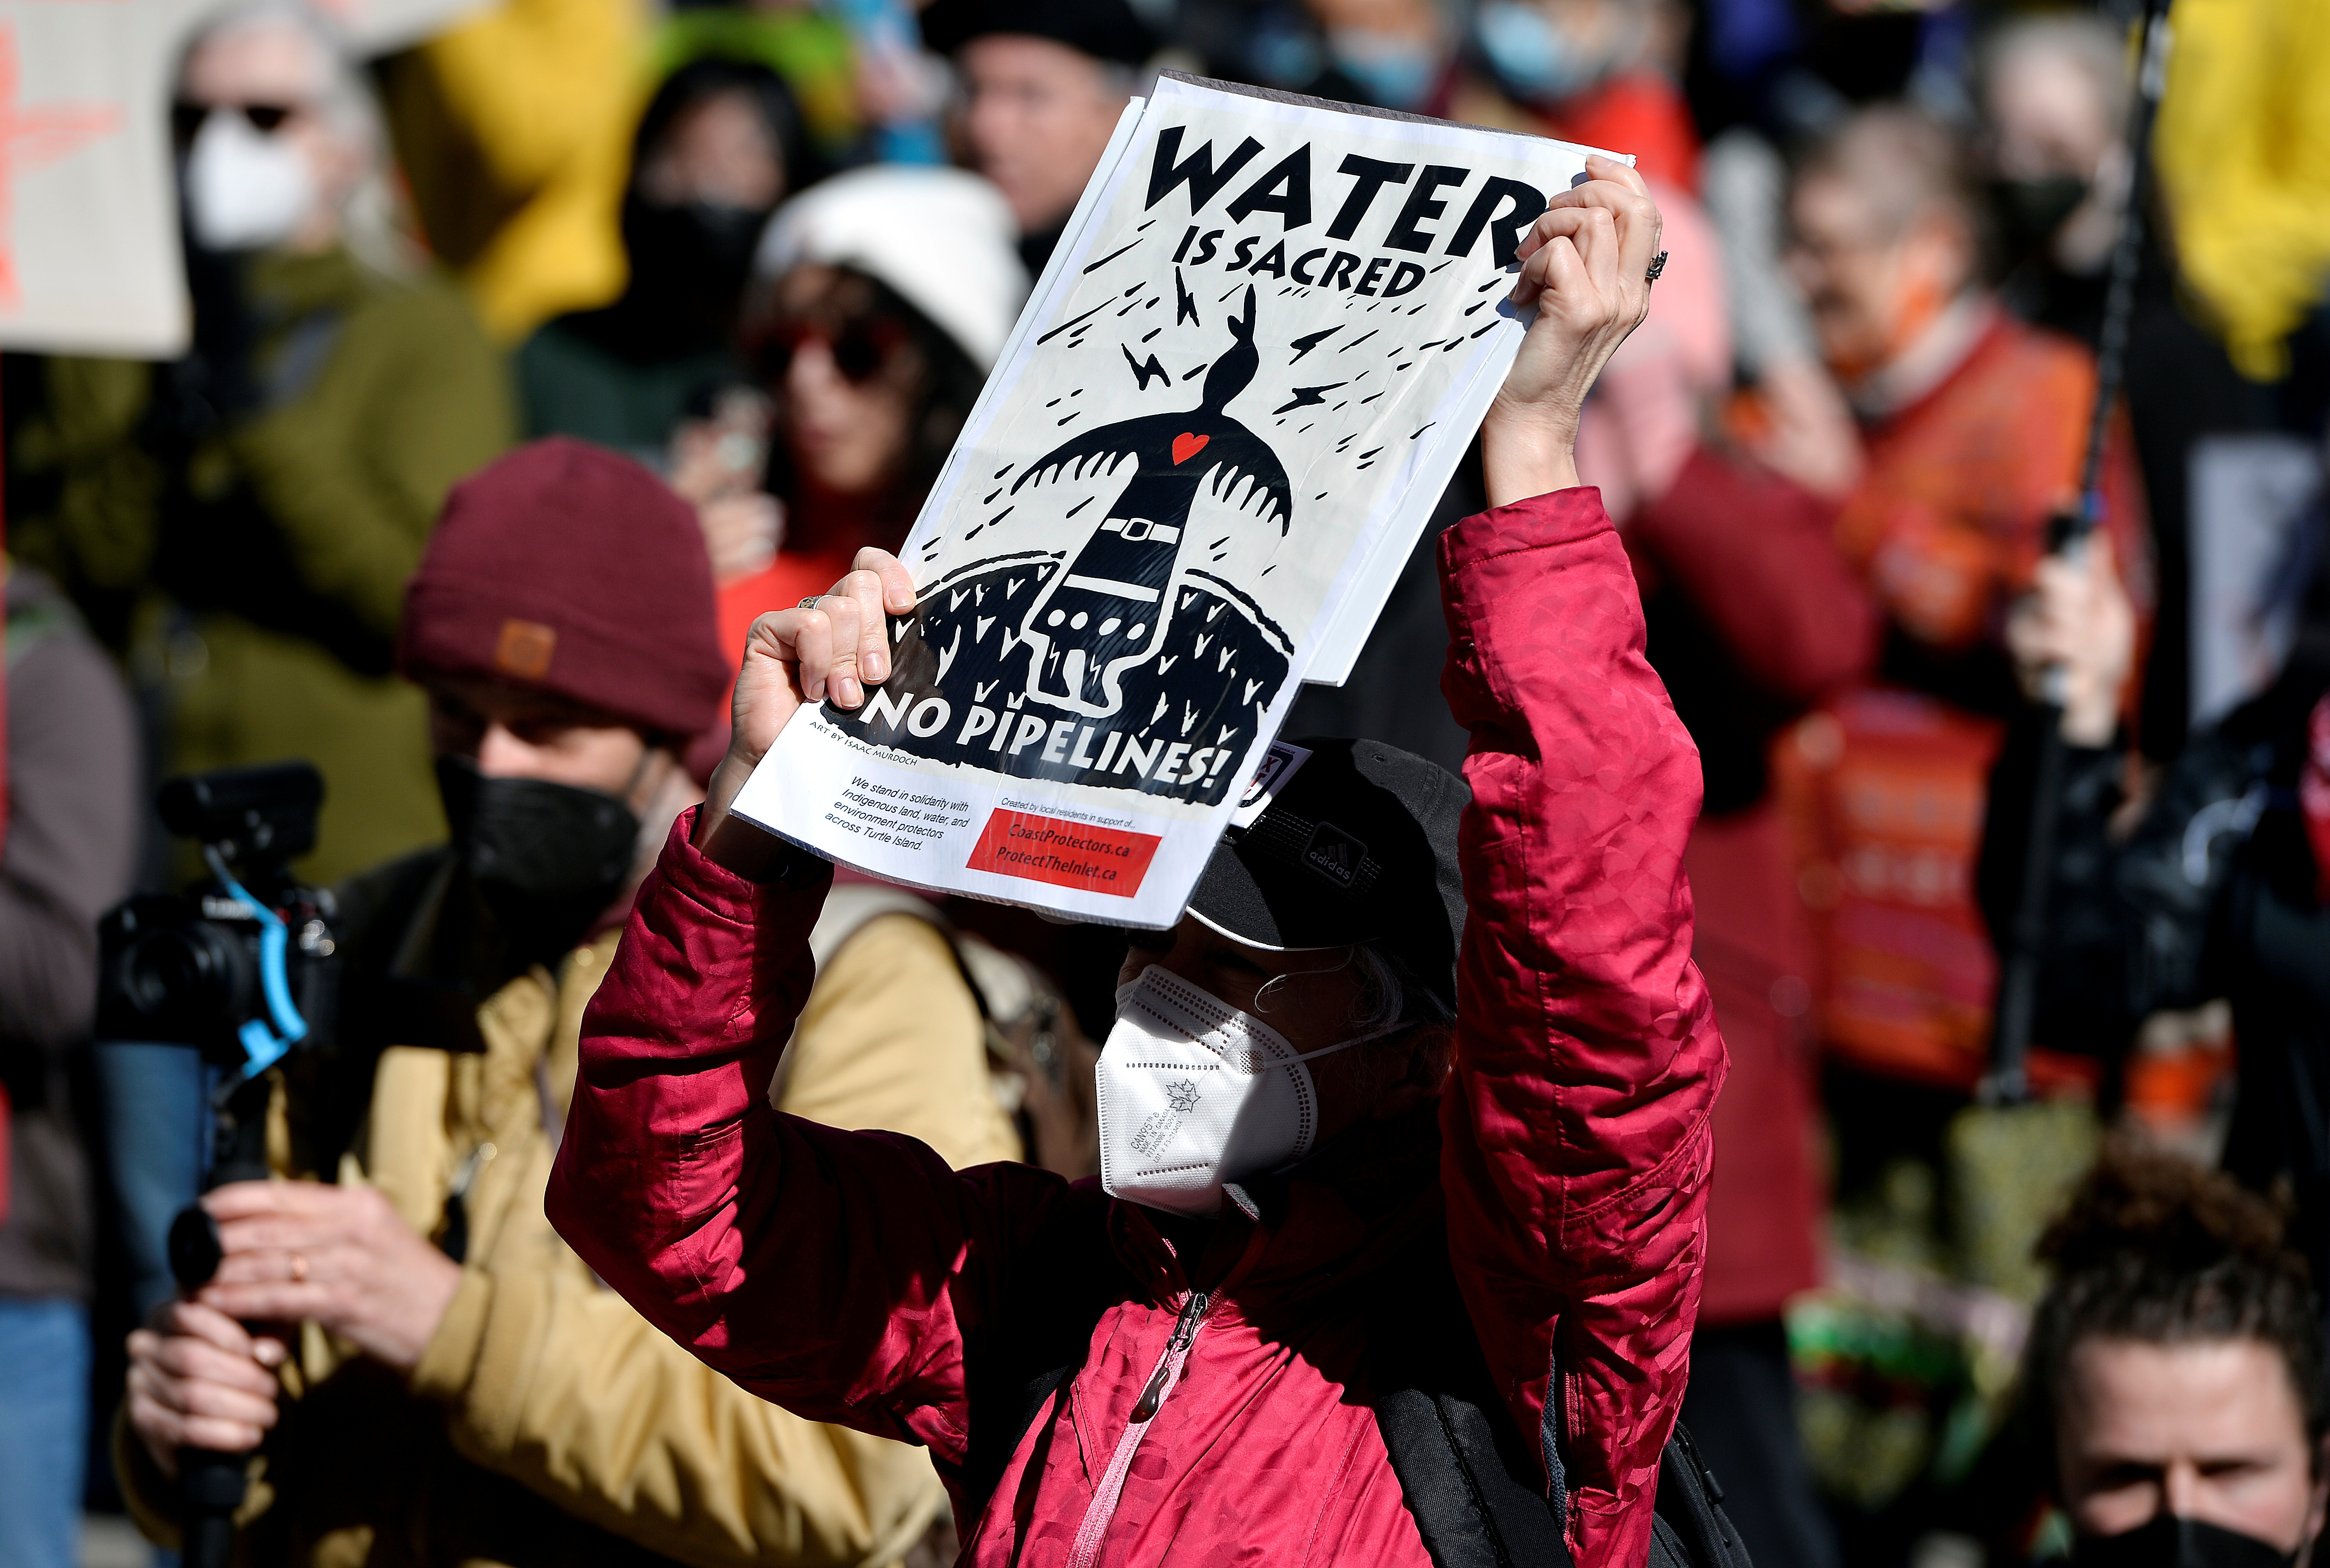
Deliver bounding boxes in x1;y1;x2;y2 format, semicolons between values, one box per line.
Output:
920;0;1156;69
1186;737;1468;1008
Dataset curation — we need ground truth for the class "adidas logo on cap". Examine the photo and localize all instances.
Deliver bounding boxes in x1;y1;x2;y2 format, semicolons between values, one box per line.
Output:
1301;821;1367;890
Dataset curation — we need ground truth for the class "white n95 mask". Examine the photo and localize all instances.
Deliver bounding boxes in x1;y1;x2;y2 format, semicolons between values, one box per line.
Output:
1096;964;1394;1217
184;108;315;253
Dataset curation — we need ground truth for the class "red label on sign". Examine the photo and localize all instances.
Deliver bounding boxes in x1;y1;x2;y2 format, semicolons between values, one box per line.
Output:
967;809;1161;896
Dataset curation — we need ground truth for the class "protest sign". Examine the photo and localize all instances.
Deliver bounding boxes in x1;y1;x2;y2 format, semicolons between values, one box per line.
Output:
0;0;483;358
730;72;1618;926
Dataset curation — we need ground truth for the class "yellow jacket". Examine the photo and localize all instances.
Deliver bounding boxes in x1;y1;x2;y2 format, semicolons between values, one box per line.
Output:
2155;0;2330;380
381;0;643;341
120;854;1019;1568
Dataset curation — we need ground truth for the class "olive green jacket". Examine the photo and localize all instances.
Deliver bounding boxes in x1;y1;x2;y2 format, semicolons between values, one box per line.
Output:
9;248;513;881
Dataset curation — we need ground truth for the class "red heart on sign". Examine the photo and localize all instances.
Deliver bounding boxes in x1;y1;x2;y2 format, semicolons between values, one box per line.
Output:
1172;432;1210;465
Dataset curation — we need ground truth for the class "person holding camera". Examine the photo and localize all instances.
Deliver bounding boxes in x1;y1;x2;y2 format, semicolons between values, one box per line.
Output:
548;164;1726;1568
115;439;1019;1568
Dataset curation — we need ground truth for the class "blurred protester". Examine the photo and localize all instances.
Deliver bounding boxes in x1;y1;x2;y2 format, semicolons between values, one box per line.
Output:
0;563;139;1568
1179;0;1455;115
2151;0;2330;388
2020;1140;2328;1564
646;6;863;172
1978;13;2127;343
1979;12;2276;759
712;167;1027;662
1453;0;1700;192
1979;487;2330;1302
550;162;1724;1568
921;0;1151;274
1437;0;1720;515
1757;113;2153;1545
1294;0;1455;112
116;440;1013;1568
517;57;811;460
1774;103;2147;1095
1790;103;2147;679
378;0;640;342
9;3;511;883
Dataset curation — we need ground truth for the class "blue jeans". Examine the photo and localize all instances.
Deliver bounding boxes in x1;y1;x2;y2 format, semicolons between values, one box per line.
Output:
0;1296;91;1568
90;1043;213;1324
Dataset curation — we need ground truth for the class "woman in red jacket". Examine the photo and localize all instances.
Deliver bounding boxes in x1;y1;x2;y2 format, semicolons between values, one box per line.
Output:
548;159;1724;1568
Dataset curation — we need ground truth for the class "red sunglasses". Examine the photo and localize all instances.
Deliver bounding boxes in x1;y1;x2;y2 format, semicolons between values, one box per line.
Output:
758;316;911;385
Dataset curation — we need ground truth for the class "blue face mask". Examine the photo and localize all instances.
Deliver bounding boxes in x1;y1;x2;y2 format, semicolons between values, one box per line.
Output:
1473;0;1618;105
1329;29;1441;110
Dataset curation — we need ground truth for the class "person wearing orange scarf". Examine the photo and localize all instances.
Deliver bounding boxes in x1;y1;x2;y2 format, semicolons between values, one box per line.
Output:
1772;105;2149;1096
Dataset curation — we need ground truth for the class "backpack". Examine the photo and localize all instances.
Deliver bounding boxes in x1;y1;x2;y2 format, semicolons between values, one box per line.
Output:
795;885;1102;1178
959;1223;1755;1568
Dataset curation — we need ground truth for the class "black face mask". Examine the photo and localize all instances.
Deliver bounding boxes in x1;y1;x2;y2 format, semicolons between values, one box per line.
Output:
1989;175;2090;264
619;193;771;339
435;758;640;969
2071;1515;2300;1568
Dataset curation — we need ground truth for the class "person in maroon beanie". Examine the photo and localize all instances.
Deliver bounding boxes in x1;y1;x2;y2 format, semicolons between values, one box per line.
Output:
113;438;974;1568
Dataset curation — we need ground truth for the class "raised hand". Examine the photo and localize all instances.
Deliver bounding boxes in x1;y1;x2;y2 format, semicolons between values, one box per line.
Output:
694;548;918;870
1482;155;1664;507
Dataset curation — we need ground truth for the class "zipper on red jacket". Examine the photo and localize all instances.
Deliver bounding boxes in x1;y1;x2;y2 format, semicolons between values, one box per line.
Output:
1064;1289;1213;1568
1131;1289;1208;1420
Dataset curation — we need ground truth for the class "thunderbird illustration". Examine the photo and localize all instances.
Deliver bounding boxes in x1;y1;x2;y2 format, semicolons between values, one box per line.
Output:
1010;285;1294;718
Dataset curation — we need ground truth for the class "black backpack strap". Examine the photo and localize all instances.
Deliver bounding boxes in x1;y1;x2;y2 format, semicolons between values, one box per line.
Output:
1652;1420;1754;1568
958;1359;1082;1518
1364;1229;1573;1568
1376;1382;1573;1568
1363;1229;1755;1568
948;1184;1126;1520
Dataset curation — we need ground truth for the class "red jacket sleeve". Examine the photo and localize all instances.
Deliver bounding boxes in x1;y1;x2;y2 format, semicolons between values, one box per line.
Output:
1437;487;1727;1568
545;810;1070;1463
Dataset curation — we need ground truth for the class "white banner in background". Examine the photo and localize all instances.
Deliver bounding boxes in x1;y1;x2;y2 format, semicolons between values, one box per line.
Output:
0;0;482;358
2189;433;2323;732
732;73;1618;926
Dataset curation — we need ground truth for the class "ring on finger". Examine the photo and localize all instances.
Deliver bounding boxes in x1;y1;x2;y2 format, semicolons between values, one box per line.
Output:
798;596;823;611
1645;251;1669;286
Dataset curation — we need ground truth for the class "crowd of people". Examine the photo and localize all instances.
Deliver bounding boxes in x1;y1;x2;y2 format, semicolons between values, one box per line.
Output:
2;0;2328;1566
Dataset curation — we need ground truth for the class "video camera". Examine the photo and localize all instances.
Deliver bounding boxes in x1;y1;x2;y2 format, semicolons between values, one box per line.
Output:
96;763;342;1568
97;761;339;1073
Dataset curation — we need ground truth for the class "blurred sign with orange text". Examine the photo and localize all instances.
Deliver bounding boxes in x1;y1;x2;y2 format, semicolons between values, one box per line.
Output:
0;0;480;358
